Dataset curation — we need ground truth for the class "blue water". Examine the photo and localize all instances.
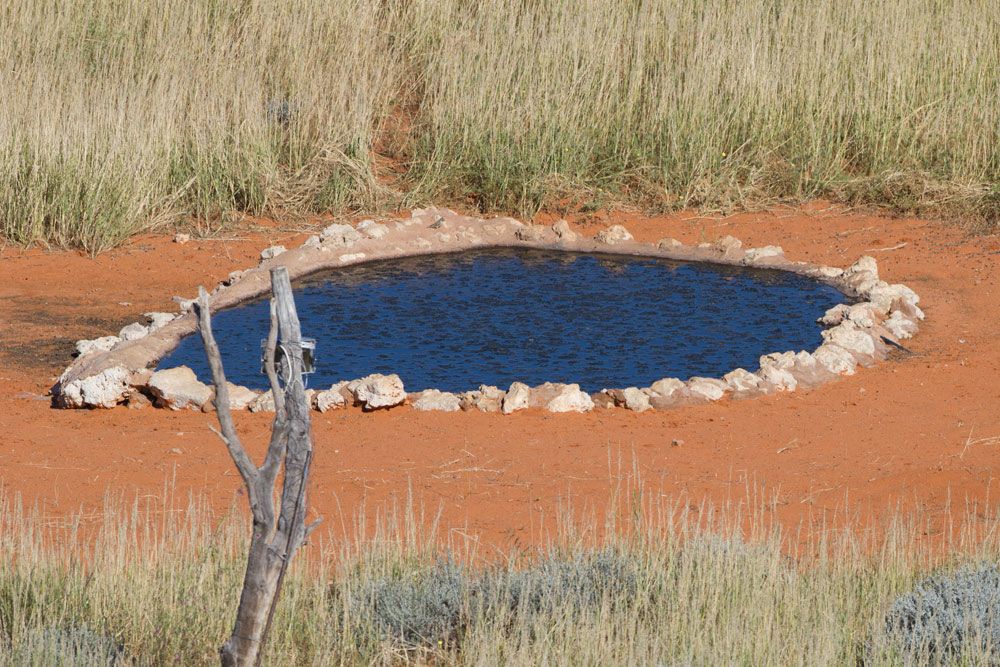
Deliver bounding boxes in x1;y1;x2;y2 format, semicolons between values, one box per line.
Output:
159;249;846;393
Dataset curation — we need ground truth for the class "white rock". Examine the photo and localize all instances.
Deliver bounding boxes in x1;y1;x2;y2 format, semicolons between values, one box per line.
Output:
595;225;634;245
845;255;879;279
552;219;578;241
314;381;349;412
810;265;844;279
349;373;406;410
60;366;131;409
75;336;120;357
867;283;920;313
119;322;149;341
621;387;651;412
687;377;729;401
339;253;366;263
356;219;376;229
362;224;388;239
145;312;175;331
301;235;321;248
223;383;258;410
713;235;743;255
759;351;797;370
412;389;461;412
819;304;850;326
884;311;919;339
147;366;212;410
545;384;594;413
320;223;362;247
658;238;682;249
173;296;196;313
248;391;275;413
260;245;287;260
723;368;763;392
812;344;858;375
821;321;876;358
756;365;798;392
502;382;531;414
650;378;685;397
743;246;785;264
227;270;246;285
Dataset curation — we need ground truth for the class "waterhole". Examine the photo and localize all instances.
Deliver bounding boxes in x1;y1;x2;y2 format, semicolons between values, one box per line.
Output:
159;248;846;393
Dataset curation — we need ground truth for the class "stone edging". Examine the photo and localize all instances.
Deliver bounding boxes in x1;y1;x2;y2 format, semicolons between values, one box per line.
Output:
52;208;924;414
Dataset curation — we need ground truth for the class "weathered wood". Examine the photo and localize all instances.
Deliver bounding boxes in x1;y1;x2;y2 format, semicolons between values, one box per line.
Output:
197;266;319;667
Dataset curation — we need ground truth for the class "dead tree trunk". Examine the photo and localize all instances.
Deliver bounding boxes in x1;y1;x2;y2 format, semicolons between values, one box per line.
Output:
195;266;320;667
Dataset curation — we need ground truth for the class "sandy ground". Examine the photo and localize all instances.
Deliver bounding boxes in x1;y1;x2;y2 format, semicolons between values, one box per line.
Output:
2;203;999;555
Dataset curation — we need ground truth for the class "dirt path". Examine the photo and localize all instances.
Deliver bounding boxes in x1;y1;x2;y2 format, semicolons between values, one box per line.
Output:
2;204;998;554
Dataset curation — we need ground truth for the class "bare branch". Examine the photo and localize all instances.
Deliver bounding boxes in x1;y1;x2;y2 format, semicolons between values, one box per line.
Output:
196;287;259;490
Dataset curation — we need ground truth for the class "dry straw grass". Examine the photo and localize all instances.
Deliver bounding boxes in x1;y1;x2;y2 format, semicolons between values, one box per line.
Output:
2;0;999;251
2;475;1000;665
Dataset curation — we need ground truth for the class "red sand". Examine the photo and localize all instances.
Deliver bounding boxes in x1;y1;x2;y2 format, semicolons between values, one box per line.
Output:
2;203;999;554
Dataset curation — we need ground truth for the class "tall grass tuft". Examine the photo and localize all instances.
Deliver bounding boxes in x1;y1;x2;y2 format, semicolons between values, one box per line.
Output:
2;0;999;245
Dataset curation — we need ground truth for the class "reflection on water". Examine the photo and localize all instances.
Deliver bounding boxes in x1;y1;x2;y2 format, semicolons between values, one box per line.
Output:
159;249;846;393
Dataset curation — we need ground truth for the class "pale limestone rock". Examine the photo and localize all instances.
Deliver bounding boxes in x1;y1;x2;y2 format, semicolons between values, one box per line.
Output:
502;382;531;414
145;312;175;331
743;246;785;264
884;311;919;339
515;225;550;243
843;271;880;294
723;368;763;393
339;253;366;263
545;384;594;413
361;223;389;239
463;385;505;412
301;235;321;248
260;245;287;260
687;377;729;401
60;366;131;409
657;238;682;249
436;232;455;243
227;270;246;285
845;255;879;279
713;235;743;256
809;265;844;279
119;322;149;341
552;219;578;241
75;336;120;357
223;383;258;411
621;387;651;412
756;365;798;392
813;344;858;375
595;225;634;245
172;296;196;313
821;321;876;359
320;223;362;247
867;283;920;313
314;381;350;412
819;303;850;326
147;366;212;410
356;219;376;229
650;378;685;397
412;389;461;412
248;391;275;413
173;233;190;244
349;373;406;410
412;238;433;250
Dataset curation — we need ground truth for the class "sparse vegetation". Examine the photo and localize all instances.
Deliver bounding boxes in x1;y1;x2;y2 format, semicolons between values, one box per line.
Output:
2;484;1000;665
2;0;998;251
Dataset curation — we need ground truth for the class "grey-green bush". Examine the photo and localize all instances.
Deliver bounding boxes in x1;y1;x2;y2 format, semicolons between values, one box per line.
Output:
882;563;1000;663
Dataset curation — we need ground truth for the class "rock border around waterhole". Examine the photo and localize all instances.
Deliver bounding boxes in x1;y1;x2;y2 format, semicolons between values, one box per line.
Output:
53;208;924;414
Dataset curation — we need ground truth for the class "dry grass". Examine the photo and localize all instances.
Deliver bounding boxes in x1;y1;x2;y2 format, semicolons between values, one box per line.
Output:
2;0;998;251
2;475;1000;665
